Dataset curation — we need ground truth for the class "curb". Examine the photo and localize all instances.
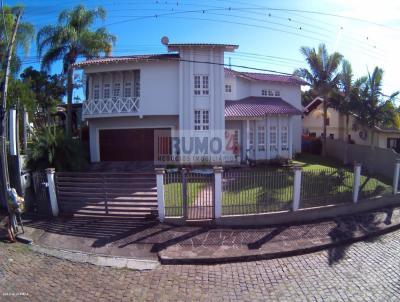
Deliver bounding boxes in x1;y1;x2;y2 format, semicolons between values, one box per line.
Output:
29;243;159;271
158;222;400;265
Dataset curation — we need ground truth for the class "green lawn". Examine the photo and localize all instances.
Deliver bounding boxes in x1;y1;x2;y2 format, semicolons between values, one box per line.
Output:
222;154;392;215
164;181;207;216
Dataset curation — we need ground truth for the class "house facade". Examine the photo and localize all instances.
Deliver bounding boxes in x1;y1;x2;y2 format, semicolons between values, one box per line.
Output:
74;39;304;164
303;97;400;152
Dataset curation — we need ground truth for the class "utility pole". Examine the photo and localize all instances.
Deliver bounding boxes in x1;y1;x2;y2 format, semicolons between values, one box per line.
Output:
0;9;22;207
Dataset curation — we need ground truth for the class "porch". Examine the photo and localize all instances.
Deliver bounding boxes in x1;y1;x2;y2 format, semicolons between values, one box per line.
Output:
225;96;303;162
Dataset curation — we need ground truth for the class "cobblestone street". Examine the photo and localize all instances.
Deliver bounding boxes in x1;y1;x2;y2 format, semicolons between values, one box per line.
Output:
1;228;400;301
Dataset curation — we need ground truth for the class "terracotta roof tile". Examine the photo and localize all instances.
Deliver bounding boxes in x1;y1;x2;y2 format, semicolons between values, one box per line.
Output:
225;97;302;118
73;53;180;68
225;68;307;85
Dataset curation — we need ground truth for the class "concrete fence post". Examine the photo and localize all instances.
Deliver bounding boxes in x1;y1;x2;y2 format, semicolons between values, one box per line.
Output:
45;168;59;216
213;166;223;219
393;159;400;195
352;162;362;203
292;165;302;211
155;168;165;222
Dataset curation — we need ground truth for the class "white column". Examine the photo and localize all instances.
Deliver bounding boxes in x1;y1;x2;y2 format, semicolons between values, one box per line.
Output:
246;120;250;161
393;159;400;194
277;116;282;158
266;118;271;160
288;116;293;159
9;108;17;156
352;162;362;203
213;166;223;219
155;168;165;222
46;168;59;216
292;165;302;211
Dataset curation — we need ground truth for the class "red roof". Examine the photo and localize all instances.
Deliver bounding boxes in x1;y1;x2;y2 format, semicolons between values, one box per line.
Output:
225;97;302;119
73;53;180;68
225;68;307;85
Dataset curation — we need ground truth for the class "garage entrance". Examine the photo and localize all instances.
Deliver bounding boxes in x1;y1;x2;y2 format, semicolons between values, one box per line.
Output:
99;128;170;161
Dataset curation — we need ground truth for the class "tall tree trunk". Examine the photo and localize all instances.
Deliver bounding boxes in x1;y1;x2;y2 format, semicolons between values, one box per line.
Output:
66;67;73;136
0;10;21;208
322;98;328;156
343;114;350;165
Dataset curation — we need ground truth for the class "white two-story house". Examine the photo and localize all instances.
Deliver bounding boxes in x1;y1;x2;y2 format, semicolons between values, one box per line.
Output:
74;39;305;164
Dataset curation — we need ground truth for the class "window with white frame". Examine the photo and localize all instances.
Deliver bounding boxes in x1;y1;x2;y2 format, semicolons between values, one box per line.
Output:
249;127;254;149
202;75;209;95
194;75;209;95
281;126;288;149
225;84;232;93
93;83;100;99
103;83;111;98
274;90;280;97
268;90;274;96
134;71;140;97
261;89;268;96
270;126;277;146
257;126;265;151
194;110;209;130
124;82;132;97
113;82;121;97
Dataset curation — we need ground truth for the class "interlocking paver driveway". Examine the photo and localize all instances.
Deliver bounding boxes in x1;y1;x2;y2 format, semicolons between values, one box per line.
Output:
1;227;400;301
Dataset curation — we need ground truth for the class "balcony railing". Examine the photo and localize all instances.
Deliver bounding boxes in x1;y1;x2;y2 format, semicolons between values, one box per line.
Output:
82;97;140;118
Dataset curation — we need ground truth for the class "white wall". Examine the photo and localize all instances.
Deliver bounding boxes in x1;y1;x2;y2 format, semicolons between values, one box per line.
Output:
84;60;179;116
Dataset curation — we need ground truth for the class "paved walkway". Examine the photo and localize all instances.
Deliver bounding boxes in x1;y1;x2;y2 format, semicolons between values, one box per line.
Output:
1;225;400;301
9;205;400;264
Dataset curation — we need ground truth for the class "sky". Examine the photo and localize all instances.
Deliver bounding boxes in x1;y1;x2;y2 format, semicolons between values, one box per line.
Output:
7;0;400;101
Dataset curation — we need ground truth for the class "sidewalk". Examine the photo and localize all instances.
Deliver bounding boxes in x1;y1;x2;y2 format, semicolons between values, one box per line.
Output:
7;205;400;265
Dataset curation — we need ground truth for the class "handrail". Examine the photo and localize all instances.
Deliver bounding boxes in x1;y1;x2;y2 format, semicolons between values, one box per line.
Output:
82;97;140;116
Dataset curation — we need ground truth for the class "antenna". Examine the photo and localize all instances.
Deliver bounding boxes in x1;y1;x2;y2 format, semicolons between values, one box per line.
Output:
161;36;169;46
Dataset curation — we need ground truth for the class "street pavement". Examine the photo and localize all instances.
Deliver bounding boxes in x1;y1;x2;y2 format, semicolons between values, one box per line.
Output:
1;227;400;301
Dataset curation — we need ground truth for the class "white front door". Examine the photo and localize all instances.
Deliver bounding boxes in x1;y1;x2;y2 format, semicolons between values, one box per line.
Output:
269;118;278;159
256;120;266;160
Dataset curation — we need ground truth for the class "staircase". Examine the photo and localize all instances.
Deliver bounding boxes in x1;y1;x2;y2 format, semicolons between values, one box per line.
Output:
55;172;158;219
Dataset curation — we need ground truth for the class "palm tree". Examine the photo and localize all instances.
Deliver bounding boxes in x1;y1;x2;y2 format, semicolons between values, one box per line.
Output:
0;5;34;85
353;67;399;148
36;5;116;135
294;44;343;155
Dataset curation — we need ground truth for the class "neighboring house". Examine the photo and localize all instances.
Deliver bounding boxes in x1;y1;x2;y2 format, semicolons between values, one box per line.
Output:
73;39;305;163
303;97;400;152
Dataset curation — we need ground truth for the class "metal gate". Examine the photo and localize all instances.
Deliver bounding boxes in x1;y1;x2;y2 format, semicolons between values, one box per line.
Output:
55;172;157;218
182;170;215;221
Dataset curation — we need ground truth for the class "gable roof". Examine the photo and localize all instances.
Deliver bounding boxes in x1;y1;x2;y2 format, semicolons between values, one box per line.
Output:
225;68;307;85
73;53;180;68
225;97;302;119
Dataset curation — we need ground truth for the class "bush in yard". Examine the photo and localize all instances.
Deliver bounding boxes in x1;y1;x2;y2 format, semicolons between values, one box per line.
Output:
28;125;89;172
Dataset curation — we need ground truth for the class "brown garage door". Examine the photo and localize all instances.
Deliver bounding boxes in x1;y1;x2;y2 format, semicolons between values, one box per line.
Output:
100;128;169;161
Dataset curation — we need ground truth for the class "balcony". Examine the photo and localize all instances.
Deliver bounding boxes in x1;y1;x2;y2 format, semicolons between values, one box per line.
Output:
82;97;140;119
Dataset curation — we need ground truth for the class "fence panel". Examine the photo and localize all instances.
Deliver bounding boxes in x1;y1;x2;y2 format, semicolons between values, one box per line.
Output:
359;168;392;199
300;168;353;208
164;171;183;217
222;169;293;215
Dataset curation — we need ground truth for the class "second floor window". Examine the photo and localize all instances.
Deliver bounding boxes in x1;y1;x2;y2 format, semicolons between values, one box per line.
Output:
103;83;110;98
124;82;132;97
225;84;232;93
194;109;209;130
93;84;100;99
113;83;121;97
194;75;209;95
